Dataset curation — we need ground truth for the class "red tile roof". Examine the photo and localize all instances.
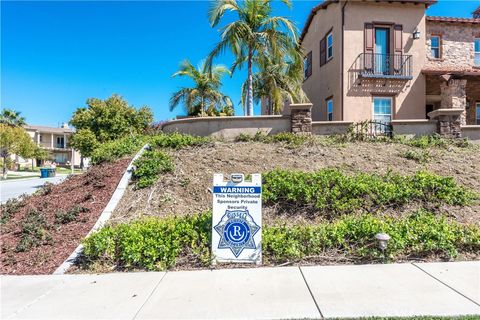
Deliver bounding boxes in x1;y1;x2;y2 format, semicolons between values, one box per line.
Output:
426;16;480;24
299;0;437;43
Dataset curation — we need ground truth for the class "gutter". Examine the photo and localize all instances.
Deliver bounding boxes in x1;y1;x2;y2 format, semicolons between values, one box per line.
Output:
341;1;347;121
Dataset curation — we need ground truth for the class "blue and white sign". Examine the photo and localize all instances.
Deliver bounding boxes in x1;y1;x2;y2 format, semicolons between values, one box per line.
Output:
212;173;262;264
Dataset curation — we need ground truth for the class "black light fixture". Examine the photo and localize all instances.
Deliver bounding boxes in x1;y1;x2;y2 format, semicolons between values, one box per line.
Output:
413;29;421;40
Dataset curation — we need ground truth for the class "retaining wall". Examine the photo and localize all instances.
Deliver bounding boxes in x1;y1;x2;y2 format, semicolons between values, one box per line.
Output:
461;125;480;143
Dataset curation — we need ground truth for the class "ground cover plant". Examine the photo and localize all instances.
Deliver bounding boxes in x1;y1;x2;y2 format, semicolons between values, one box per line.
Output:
133;150;174;188
262;169;477;217
0;158;131;275
91;135;148;164
81;210;480;271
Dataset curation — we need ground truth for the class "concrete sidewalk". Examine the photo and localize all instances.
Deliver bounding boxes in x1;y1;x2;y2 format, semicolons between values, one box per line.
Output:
1;262;479;319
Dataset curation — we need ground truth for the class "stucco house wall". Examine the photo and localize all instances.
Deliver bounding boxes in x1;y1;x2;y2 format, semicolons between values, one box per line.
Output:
343;1;427;122
301;2;343;121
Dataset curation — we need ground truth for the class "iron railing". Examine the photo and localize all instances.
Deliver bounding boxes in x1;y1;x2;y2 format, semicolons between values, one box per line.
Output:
356;53;413;80
352;121;393;140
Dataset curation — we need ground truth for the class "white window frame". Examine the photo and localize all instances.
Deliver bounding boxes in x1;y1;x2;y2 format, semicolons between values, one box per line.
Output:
326;98;333;121
372;96;393;124
326;32;333;61
430;35;441;59
474;38;480;66
476;102;480;125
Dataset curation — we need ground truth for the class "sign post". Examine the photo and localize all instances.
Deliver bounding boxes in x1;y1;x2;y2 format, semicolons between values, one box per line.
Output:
212;173;262;265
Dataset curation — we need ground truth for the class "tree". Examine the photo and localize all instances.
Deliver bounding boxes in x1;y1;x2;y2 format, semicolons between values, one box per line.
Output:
0;109;26;127
170;60;233;117
0;124;37;179
242;47;307;114
69;94;153;155
208;0;298;116
68;129;99;158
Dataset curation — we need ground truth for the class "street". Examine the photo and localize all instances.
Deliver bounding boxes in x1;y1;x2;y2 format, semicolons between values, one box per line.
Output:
0;176;67;203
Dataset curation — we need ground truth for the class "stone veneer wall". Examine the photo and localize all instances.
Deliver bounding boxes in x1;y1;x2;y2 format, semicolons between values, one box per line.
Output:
290;104;313;134
425;21;480;70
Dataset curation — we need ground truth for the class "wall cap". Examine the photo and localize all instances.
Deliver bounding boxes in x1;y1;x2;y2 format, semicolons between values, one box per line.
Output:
312;121;354;125
461;125;480;129
289;103;313;110
427;108;464;119
161;115;290;130
391;119;437;124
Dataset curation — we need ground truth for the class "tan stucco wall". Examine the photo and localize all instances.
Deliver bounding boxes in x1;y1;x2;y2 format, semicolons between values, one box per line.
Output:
301;1;343;121
343;1;427;122
425;21;480;70
461;125;480;143
161;116;291;140
391;119;437;137
312;121;353;135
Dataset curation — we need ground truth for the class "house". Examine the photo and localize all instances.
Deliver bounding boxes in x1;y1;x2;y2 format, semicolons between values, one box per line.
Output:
22;123;82;168
261;0;480;128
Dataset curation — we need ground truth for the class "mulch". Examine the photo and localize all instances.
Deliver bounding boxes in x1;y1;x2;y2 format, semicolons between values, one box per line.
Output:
0;158;131;275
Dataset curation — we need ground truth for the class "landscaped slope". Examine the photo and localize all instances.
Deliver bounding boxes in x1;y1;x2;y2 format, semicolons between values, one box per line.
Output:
113;140;480;225
0;158;131;275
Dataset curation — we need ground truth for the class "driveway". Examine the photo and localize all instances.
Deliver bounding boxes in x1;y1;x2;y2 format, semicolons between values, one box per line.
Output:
0;176;67;203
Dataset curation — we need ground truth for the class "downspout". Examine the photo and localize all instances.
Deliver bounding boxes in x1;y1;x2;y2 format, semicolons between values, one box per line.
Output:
341;1;347;121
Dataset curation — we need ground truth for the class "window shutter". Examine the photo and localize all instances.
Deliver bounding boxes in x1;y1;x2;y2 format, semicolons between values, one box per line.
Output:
393;24;403;71
364;23;374;69
320;37;326;66
307;51;312;77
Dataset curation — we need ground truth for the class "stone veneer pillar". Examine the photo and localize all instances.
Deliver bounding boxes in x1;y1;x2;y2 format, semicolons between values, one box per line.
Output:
428;109;464;139
289;103;313;134
440;78;467;126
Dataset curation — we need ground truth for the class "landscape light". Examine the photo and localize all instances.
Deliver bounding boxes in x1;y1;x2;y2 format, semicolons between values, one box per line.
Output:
375;233;391;252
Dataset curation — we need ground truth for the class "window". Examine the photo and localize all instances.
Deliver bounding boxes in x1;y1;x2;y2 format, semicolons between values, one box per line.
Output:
326;98;333;121
373;97;392;124
326;32;333;60
304;51;312;79
475;39;480;66
39;135;43;142
56;136;65;148
431;35;441;59
476;103;480;125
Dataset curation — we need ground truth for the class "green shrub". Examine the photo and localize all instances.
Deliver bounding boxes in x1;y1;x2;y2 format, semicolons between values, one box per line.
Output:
55;206;89;224
133;150;174;188
150;132;210;149
262;169;476;216
399;149;431;164
0;198;24;224
235;132;310;148
82;210;480;270
91;135;147;164
263;210;480;263
16;209;52;252
83;213;211;270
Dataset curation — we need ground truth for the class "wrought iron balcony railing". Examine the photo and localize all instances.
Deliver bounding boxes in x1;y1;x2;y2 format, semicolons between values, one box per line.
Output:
356;53;413;80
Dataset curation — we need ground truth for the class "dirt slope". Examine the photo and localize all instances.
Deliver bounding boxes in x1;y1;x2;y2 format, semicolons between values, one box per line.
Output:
113;141;479;225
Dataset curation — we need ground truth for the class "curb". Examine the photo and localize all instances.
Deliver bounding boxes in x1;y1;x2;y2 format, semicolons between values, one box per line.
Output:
53;144;149;275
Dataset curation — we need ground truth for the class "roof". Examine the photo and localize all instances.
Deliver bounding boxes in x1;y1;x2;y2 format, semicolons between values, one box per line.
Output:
426;16;480;24
24;125;75;134
299;0;437;43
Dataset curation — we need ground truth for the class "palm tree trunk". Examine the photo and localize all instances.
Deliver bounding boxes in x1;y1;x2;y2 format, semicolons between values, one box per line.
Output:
2;155;8;180
201;97;205;117
247;49;254;116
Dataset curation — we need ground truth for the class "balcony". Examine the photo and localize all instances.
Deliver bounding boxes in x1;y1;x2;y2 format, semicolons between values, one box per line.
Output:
355;53;413;80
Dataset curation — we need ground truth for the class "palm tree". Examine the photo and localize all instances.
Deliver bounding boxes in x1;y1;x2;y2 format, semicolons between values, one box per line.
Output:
207;0;299;116
0;108;26;127
170;60;233;117
242;47;307;114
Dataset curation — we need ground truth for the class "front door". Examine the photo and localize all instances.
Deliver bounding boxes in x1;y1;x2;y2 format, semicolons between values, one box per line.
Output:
375;27;390;75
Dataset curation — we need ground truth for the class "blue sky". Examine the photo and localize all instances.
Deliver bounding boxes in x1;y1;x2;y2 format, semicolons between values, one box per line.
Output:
1;0;478;126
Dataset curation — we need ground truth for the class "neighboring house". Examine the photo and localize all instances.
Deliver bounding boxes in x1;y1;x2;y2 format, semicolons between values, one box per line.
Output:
261;0;480;126
22;123;82;167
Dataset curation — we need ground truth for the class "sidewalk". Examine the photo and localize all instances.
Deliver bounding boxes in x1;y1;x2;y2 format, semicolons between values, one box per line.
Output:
1;261;479;319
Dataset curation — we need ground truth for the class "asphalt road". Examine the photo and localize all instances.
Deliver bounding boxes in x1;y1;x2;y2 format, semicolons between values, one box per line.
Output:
0;176;67;203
